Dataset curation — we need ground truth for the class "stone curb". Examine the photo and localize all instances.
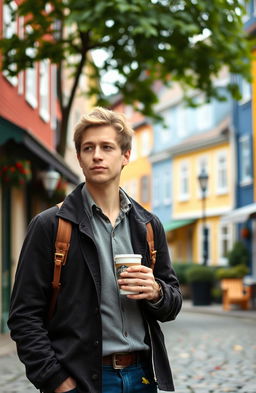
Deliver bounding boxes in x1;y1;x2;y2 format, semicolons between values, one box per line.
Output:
182;301;256;321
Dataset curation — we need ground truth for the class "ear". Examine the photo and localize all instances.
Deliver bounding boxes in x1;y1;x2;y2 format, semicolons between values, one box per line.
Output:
122;150;131;167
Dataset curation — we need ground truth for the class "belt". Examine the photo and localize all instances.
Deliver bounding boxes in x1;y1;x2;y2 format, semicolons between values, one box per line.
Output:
102;351;143;369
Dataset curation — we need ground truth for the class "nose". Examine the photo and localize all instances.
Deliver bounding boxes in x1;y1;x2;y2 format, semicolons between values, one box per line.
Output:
93;146;103;161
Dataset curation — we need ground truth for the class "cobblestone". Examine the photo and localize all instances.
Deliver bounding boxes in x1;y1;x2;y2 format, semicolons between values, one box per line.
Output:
0;309;255;392
159;311;256;393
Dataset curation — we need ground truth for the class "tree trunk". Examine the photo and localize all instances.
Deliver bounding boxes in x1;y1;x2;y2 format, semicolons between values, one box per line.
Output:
57;108;70;157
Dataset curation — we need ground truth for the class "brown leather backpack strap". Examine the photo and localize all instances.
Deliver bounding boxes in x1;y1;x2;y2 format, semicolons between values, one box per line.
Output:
48;202;72;319
146;222;157;271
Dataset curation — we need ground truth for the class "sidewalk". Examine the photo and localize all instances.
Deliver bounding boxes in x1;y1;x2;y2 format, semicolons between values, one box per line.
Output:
182;299;256;321
0;333;16;357
1;301;255;358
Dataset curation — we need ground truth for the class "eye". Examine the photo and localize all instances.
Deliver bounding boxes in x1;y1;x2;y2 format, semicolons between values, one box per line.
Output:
83;146;93;152
103;145;113;151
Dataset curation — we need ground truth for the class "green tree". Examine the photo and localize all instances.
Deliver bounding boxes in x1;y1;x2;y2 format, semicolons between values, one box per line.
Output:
0;0;253;156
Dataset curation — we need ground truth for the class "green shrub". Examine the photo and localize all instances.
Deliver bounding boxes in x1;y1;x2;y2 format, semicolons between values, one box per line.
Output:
227;241;249;267
186;264;215;283
215;264;249;280
172;262;193;285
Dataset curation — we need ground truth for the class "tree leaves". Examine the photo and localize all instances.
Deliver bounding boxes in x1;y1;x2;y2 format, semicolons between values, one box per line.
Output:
0;0;253;155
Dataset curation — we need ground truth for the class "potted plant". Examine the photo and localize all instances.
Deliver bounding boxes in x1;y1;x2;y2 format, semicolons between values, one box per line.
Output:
215;264;249;281
0;158;32;187
226;241;249;267
186;264;215;306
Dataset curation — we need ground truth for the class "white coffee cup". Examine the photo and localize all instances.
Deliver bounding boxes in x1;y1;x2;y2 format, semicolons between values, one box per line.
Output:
114;254;142;295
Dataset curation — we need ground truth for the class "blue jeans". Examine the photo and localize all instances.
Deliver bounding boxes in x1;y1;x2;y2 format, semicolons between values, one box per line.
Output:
102;363;157;393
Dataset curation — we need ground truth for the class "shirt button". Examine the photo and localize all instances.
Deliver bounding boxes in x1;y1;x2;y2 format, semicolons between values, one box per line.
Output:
94;340;99;346
94;307;99;314
124;331;128;337
92;373;99;380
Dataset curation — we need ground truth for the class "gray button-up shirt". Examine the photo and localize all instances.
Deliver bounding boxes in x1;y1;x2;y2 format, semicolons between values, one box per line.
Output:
82;185;149;356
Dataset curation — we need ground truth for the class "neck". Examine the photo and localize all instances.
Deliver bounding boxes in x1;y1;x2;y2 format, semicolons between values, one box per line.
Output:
86;182;120;225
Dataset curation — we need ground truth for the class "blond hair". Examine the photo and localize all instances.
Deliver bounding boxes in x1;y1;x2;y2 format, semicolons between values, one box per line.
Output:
73;107;134;153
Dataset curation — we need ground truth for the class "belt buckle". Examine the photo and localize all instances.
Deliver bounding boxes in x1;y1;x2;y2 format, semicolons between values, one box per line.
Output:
112;353;124;370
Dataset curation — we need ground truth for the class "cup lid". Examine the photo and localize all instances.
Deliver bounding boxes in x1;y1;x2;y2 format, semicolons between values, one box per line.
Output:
114;254;142;259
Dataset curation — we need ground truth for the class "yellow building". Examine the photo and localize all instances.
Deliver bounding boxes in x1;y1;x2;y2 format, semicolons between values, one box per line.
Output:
170;119;235;265
111;101;153;211
121;121;153;211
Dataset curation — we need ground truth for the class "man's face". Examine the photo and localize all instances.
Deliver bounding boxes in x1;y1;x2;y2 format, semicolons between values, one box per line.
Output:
77;125;130;186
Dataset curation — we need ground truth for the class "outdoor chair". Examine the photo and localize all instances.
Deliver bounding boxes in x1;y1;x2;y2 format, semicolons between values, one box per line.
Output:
221;278;251;311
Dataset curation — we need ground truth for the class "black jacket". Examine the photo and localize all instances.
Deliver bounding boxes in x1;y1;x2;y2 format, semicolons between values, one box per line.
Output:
8;183;182;392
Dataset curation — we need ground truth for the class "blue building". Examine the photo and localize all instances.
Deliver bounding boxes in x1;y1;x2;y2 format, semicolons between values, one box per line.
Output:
222;1;256;277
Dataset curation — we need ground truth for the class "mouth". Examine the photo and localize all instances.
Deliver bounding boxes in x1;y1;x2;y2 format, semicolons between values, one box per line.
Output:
90;166;107;171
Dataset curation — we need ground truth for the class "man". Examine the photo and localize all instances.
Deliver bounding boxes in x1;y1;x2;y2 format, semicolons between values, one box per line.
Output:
8;107;182;393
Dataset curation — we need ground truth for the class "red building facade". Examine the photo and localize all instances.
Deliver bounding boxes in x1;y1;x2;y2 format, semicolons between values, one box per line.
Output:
0;0;78;333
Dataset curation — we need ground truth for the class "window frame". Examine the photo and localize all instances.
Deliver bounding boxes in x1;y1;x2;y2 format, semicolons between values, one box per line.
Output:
179;161;190;201
218;223;233;266
39;59;50;122
140;175;150;204
216;150;228;195
239;134;253;186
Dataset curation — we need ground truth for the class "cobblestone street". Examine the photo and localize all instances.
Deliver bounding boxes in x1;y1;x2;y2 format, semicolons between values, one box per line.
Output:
161;311;256;393
0;309;255;393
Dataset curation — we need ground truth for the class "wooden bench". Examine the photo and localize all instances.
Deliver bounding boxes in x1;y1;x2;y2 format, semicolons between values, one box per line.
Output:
221;278;251;311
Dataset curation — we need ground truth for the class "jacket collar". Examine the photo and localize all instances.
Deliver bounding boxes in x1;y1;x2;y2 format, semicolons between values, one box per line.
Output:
56;182;153;226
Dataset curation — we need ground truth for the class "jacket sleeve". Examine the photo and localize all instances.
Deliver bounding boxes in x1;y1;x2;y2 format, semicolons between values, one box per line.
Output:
8;213;70;393
142;216;182;322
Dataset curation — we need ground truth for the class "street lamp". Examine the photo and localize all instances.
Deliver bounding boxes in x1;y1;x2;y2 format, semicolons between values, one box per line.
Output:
40;168;60;197
198;168;209;266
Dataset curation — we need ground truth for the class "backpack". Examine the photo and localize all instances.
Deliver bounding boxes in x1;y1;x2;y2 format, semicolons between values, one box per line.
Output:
48;203;156;319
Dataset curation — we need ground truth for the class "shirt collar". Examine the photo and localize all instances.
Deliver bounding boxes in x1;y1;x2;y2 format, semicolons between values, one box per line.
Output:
82;184;131;218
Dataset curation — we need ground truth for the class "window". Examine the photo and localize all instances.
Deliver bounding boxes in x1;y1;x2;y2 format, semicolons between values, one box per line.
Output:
140;175;150;204
219;224;232;266
123;179;137;200
239;135;252;185
129;179;137;200
3;2;18;86
39;60;50;122
25;26;37;109
51;64;57;130
239;78;251;104
153;176;160;207
130;137;137;161
179;161;189;201
17;16;24;94
140;130;151;156
163;171;171;205
197;102;212;132
216;151;228;194
199;224;210;265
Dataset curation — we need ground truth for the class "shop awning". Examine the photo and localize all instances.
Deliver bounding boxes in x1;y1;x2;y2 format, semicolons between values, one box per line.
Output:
221;203;256;223
0;117;80;185
164;219;195;232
